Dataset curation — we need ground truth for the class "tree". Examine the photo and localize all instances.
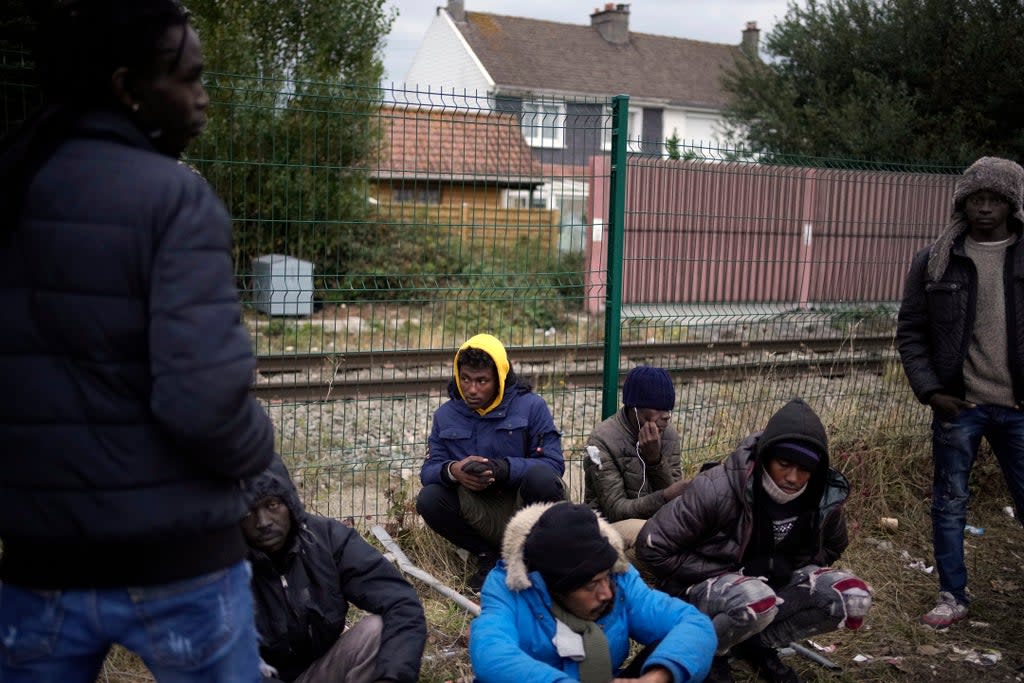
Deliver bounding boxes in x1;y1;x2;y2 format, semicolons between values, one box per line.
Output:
722;0;1024;165
186;1;396;287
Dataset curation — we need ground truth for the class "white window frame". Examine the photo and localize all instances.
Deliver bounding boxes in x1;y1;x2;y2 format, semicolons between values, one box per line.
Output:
501;188;547;209
601;105;642;152
521;101;565;149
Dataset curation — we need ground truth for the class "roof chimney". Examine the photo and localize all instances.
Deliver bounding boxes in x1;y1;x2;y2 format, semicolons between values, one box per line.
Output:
741;21;760;59
447;0;465;22
591;3;630;45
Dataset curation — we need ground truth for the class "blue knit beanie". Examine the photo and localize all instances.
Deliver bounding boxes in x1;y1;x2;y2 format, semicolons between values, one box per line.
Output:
622;366;675;411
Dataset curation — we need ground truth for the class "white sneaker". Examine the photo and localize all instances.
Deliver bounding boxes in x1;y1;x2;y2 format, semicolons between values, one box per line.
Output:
921;591;968;628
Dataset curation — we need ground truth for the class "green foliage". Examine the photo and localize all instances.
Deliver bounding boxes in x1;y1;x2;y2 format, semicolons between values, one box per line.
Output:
665;128;681;160
185;1;395;282
722;0;1024;165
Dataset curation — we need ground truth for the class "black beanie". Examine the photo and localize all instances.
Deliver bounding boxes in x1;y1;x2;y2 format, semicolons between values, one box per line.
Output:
767;440;823;472
523;503;619;594
622;366;675;411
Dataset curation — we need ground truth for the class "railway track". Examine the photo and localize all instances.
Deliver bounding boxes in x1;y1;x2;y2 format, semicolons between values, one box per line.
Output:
253;335;897;401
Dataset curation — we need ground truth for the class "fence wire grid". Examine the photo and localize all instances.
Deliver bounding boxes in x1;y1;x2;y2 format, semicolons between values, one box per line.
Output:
2;59;962;519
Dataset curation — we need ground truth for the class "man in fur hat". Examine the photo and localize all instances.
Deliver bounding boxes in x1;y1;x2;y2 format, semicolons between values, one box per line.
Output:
417;333;566;592
637;398;872;683
898;156;1024;628
469;501;716;683
584;366;689;550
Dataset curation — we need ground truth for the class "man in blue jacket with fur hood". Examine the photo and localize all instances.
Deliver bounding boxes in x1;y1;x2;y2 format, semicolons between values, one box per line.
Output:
469;501;716;683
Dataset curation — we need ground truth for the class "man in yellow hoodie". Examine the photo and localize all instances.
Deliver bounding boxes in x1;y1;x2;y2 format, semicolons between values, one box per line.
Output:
417;334;566;591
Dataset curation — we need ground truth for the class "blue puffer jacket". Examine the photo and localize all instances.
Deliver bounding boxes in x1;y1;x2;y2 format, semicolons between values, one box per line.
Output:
421;380;564;487
0;109;274;587
469;503;716;683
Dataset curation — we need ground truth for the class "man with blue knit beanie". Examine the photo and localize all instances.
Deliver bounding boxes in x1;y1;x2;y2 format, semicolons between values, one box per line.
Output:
584;366;688;550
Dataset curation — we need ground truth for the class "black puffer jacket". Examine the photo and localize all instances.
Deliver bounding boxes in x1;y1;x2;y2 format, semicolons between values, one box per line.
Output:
0;109;274;588
897;239;1024;404
247;459;426;683
637;399;849;596
897;155;1024;405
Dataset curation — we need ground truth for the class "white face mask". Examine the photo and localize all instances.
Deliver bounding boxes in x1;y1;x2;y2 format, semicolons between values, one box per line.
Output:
761;470;806;504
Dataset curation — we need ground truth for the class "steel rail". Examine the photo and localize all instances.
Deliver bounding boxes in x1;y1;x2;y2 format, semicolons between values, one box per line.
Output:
253;352;897;402
255;335;895;375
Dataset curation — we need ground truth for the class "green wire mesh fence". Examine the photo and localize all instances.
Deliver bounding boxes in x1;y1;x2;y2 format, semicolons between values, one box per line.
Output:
2;57;963;519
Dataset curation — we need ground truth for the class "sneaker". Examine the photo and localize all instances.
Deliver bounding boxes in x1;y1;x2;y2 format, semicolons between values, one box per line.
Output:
705;655;735;683
921;591;968;629
467;550;499;593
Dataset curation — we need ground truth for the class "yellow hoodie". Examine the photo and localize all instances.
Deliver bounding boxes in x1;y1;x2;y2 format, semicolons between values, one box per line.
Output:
454;333;510;416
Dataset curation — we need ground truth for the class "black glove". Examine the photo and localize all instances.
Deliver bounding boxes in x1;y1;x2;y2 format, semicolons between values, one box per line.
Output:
488;458;510;484
462;460;490;476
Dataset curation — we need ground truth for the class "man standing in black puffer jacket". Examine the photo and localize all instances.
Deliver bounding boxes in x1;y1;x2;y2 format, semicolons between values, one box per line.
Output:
243;457;426;683
0;3;274;680
898;156;1024;629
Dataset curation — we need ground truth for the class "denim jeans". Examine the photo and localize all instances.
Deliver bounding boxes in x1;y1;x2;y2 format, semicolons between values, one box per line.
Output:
0;560;260;683
931;404;1024;604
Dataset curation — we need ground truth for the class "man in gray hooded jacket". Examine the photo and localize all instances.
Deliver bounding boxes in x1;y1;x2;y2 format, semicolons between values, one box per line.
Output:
898;156;1024;628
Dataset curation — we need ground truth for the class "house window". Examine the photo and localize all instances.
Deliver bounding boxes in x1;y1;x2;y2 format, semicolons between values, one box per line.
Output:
601;105;642;152
501;189;547;209
393;184;441;204
521;101;565;149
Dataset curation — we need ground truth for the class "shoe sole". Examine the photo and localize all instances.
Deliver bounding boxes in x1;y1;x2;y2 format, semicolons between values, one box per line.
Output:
921;613;968;629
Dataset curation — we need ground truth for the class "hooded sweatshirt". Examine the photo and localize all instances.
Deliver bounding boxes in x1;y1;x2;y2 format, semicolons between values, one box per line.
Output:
246;457;426;683
420;335;564;487
637;398;850;595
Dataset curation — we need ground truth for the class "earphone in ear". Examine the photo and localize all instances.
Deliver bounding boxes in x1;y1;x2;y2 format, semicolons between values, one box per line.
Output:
634;407;641;430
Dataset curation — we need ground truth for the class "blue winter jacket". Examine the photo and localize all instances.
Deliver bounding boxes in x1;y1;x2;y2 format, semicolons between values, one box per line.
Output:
0;109;274;587
469;505;716;683
421;381;564;487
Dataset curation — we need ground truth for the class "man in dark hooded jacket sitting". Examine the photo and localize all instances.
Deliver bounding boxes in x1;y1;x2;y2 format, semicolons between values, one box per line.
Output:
243;457;426;683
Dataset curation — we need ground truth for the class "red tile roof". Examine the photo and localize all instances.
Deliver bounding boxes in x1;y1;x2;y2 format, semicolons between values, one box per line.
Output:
374;106;545;185
458;11;743;109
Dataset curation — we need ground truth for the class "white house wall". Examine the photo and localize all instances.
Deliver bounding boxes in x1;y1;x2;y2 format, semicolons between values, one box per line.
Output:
404;10;493;96
662;109;726;153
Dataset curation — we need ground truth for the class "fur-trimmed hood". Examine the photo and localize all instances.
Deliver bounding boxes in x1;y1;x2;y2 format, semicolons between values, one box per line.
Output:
500;502;630;591
928;156;1024;280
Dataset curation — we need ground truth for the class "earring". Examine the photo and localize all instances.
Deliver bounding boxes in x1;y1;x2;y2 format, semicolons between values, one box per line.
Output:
131;102;140;112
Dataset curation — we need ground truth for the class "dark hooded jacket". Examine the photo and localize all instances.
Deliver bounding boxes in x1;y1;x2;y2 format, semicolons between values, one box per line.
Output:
897;156;1024;405
246;458;426;683
636;398;849;596
0;108;274;588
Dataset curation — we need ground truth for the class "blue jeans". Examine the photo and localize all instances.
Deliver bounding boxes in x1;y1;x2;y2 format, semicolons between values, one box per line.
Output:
931;405;1024;604
0;560;260;683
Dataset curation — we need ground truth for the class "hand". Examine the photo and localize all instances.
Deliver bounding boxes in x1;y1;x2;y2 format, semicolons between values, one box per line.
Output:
928;393;974;421
451;456;494;491
638;419;662;462
613;665;672;683
488;458;510;484
661;477;689;502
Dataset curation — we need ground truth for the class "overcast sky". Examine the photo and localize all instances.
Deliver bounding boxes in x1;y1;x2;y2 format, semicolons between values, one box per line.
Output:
381;0;800;85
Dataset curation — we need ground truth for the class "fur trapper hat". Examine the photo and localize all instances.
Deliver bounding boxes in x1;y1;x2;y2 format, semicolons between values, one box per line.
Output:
501;502;629;592
928;156;1024;280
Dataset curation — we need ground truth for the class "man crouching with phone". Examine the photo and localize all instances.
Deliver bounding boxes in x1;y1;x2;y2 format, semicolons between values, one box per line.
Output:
416;334;567;592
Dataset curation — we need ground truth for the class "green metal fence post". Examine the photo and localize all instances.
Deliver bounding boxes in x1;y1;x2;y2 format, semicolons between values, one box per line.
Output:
601;94;629;419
